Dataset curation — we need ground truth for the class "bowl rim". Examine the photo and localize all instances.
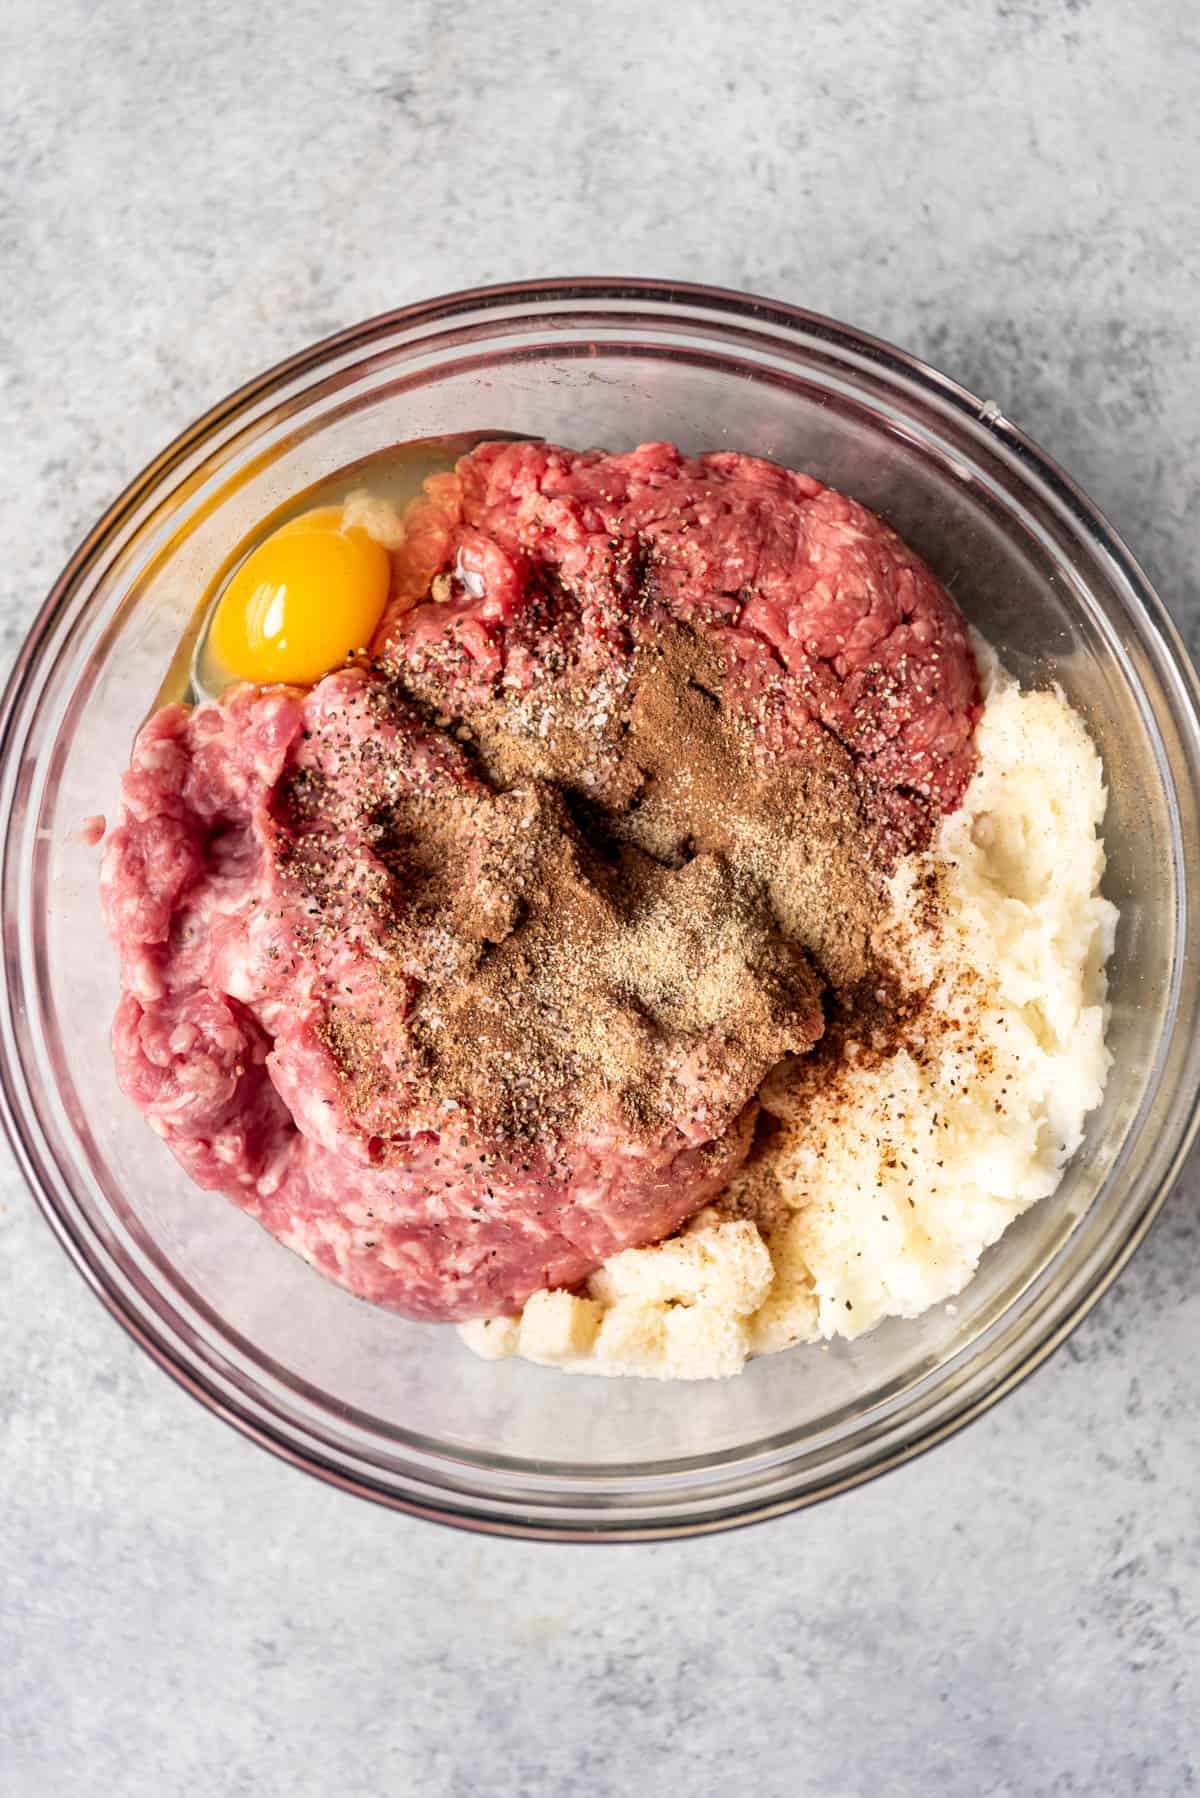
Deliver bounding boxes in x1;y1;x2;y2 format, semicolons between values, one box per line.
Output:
4;275;1199;1541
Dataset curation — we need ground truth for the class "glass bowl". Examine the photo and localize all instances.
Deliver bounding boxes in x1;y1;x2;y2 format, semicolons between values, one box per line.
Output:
3;279;1199;1541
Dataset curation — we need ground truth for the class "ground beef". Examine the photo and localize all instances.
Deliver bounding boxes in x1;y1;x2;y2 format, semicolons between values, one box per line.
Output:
103;678;804;1321
103;441;981;1323
382;440;981;840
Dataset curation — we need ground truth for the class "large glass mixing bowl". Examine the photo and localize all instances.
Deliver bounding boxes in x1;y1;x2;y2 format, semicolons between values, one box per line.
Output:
3;280;1198;1539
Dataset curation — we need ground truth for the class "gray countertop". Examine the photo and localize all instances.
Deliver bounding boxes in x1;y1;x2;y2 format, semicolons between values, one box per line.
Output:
3;2;1198;1792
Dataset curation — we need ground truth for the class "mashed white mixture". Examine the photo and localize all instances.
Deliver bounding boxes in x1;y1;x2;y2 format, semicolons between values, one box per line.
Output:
459;646;1117;1379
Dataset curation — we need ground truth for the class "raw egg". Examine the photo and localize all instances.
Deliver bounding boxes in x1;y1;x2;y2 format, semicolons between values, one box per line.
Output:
208;506;392;686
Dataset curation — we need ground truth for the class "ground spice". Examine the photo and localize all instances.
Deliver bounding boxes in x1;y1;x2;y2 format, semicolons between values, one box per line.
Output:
276;569;919;1154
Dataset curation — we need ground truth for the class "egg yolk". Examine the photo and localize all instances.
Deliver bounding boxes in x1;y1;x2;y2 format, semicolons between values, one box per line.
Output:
208;506;392;686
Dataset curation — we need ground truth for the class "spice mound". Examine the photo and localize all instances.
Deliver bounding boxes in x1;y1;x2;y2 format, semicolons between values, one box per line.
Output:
103;441;984;1323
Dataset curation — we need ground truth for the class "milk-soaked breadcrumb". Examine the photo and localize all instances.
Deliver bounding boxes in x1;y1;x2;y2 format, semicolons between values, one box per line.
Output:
458;1218;774;1380
458;643;1117;1380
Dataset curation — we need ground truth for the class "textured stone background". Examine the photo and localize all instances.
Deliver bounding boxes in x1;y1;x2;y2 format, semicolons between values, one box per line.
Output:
2;2;1198;1793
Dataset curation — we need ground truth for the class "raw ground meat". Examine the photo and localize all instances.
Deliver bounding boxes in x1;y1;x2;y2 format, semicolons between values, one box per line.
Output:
104;441;981;1323
103;678;786;1321
383;440;980;839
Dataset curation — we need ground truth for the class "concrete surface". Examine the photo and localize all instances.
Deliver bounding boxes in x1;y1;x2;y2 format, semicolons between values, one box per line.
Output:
2;1;1198;1793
